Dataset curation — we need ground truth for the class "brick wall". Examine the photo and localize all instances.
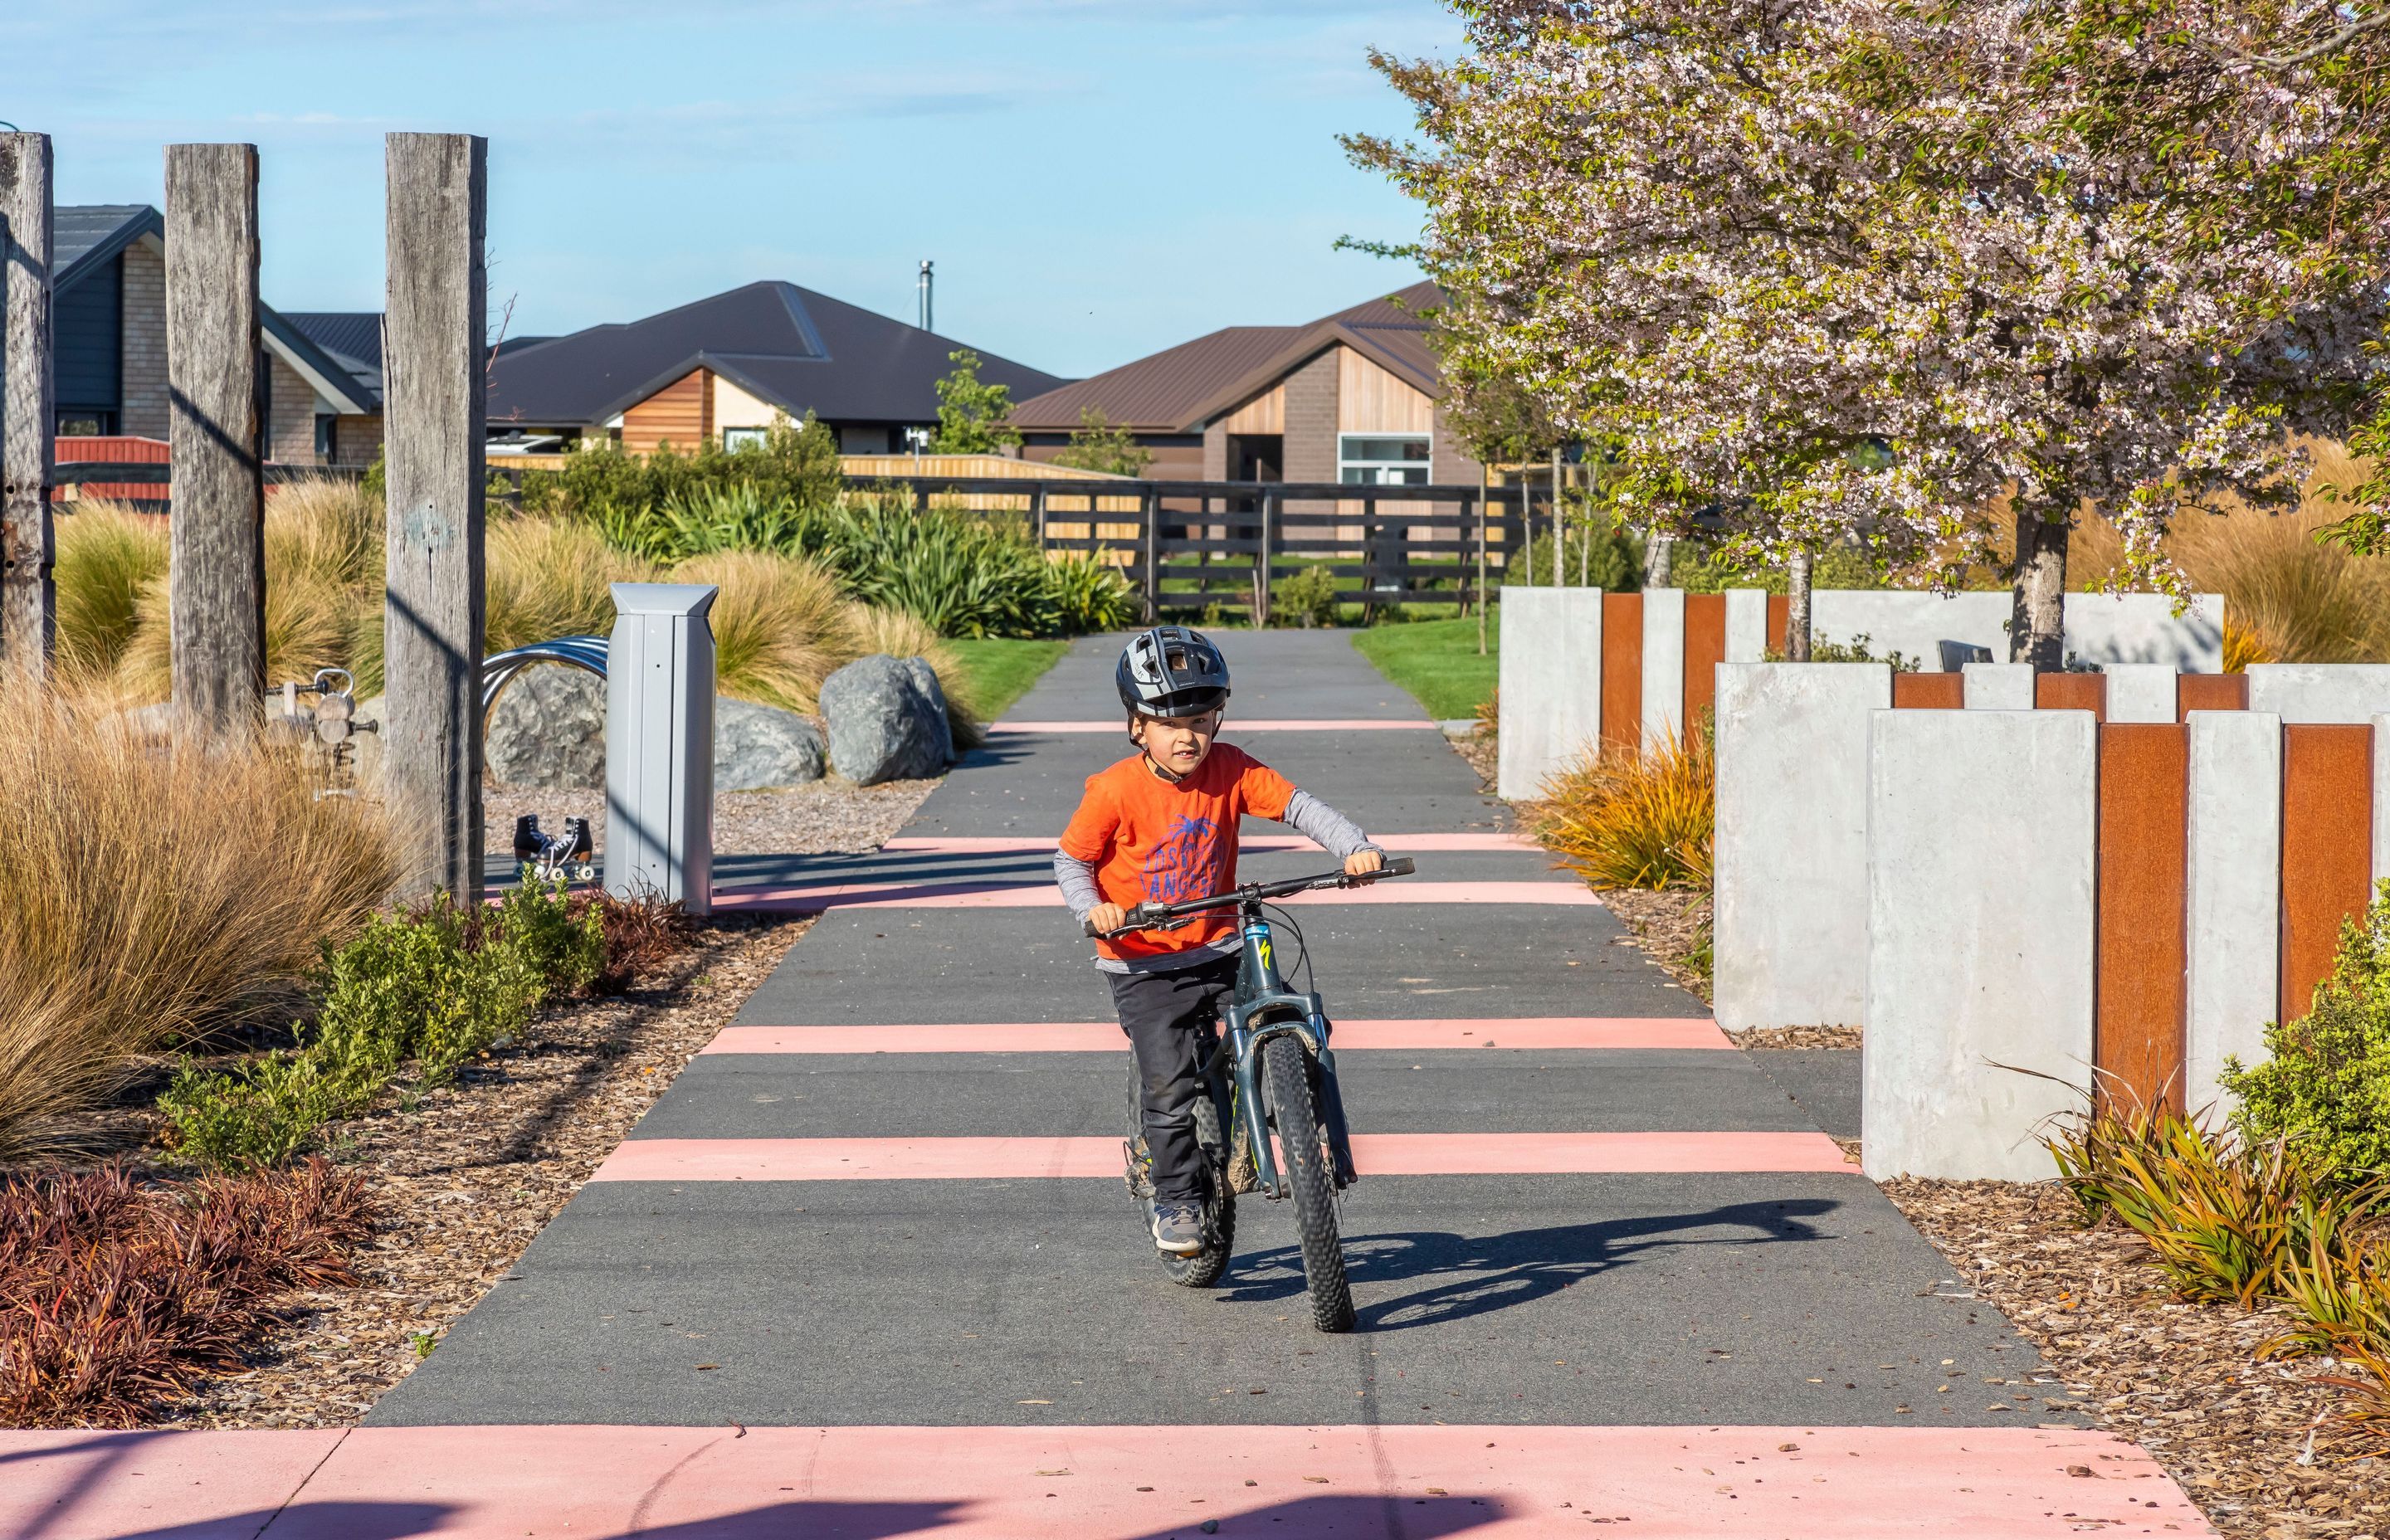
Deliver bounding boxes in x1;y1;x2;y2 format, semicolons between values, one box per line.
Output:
332;412;383;468
120;241;168;439
1202;422;1227;481
266;352;319;464
1280;346;1340;525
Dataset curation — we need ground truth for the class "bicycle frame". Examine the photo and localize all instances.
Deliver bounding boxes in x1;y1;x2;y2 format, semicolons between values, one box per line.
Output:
1221;898;1357;1199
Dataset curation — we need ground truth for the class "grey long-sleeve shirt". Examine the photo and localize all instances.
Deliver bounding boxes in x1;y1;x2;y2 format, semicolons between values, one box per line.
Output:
1053;788;1380;973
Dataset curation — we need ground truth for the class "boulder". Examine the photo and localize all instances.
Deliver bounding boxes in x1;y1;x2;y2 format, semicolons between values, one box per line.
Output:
821;654;954;785
485;665;606;789
715;697;827;789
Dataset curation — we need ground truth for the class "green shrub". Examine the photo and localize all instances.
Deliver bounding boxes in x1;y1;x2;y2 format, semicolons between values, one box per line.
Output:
1271;565;1342;627
1763;632;1923;670
160;881;605;1170
2223;880;2390;1176
557;414;841;528
1675;539;1888;593
1510;519;1642;591
1044;551;1141;632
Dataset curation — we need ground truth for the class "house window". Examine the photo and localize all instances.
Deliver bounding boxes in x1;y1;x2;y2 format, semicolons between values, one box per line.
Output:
57;412;115;437
1338;433;1430;485
724;426;768;453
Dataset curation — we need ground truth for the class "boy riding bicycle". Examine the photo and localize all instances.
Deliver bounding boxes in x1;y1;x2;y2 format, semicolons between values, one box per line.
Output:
1054;626;1383;1255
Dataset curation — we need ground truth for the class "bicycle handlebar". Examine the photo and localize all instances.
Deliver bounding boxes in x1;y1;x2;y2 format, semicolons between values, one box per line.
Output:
1081;856;1416;938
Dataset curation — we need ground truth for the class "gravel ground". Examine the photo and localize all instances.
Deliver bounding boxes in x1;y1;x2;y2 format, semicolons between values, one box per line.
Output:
1884;1177;2388;1539
145;916;807;1430
485;777;939;861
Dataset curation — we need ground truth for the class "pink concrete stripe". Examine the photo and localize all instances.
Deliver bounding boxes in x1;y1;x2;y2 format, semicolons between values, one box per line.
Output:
881;831;1539;853
590;1130;1852;1182
712;878;1596;913
0;1424;2212;1538
994;717;1437;733
703;1016;1732;1054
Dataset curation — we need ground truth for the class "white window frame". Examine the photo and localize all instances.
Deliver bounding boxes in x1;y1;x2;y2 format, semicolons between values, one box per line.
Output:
1337;431;1431;486
723;426;769;453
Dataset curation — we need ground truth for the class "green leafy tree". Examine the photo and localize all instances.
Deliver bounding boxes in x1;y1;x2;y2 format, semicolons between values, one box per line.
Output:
931;350;1022;454
1051;407;1150;477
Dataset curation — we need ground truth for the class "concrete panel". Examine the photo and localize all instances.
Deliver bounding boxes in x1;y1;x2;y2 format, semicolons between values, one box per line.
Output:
1496;587;1602;800
1864;710;2097;1180
1641;587;1686;752
1724;587;1769;662
1807;591;2222;672
1714;664;1891;1032
2103;664;2179;724
2184;711;2282;1115
1963;662;2036;709
2063;592;2226;671
2378;714;2390;885
2246;665;2390;724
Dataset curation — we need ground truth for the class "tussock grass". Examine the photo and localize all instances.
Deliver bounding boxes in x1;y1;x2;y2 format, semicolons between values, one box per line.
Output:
677;548;848;712
0;690;395;1162
1532;721;1714;891
53;501;168;688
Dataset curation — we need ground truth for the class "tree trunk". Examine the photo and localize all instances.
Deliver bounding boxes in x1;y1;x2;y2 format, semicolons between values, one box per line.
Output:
1645;533;1675;587
2008;502;2069;669
1785;546;1813;661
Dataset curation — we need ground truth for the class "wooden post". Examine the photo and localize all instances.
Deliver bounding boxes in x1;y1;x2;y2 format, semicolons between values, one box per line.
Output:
164;143;266;729
1475;466;1490;655
1032;483;1046;549
0;135;56;682
1254;489;1275;622
1141;490;1158;621
383;132;487;900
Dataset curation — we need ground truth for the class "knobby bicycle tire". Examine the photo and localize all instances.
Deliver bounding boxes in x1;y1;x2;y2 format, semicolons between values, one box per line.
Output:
1262;1034;1355;1333
1162;1088;1236;1288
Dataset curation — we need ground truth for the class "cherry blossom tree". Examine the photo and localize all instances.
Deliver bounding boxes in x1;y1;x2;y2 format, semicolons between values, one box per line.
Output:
1352;0;2389;664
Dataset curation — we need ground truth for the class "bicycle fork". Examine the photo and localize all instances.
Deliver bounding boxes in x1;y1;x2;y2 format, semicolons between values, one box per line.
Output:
1226;911;1358;1197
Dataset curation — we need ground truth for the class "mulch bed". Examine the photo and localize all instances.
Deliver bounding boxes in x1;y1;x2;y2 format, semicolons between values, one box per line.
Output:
1883;1177;2389;1540
136;915;805;1430
1728;1025;1864;1050
1590;886;1714;1003
485;777;939;860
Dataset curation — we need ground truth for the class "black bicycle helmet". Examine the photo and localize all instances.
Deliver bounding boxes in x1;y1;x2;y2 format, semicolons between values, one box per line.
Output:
1116;626;1231;719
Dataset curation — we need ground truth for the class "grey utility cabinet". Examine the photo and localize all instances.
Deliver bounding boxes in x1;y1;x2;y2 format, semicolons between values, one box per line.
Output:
604;582;716;912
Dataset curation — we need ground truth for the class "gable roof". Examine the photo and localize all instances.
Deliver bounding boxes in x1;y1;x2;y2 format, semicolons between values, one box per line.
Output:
485;280;1069;428
1009;280;1446;435
51;206;379;414
282;313;384;402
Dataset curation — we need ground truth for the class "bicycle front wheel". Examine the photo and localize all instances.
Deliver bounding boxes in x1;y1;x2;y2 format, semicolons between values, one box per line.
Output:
1262;1034;1355;1333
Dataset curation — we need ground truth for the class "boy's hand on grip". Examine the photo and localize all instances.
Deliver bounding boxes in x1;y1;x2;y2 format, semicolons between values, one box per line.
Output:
1344;849;1385;880
1085;902;1129;938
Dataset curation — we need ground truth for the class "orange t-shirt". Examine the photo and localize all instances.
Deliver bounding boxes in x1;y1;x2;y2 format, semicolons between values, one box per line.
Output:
1056;743;1296;963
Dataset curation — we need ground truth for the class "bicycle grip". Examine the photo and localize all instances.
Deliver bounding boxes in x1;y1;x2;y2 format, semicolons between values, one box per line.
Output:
1381;856;1416;877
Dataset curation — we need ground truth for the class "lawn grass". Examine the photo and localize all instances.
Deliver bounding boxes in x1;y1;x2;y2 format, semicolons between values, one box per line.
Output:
1349;613;1500;721
945;637;1069;722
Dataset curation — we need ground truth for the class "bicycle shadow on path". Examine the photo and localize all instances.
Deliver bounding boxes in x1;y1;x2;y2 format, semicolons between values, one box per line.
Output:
1215;1197;1841;1332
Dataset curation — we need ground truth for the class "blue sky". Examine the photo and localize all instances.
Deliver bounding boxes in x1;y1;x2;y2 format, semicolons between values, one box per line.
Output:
0;1;1456;379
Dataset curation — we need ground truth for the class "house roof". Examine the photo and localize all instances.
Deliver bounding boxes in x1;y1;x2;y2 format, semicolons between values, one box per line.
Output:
281;313;384;400
51;206;380;414
485;280;1070;428
1009;280;1446;435
56;205;161;293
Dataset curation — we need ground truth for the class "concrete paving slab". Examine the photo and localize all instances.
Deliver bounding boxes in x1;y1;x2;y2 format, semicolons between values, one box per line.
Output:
276;1422;2212;1539
368;1174;2054;1431
633;1050;1824;1140
0;1427;349;1540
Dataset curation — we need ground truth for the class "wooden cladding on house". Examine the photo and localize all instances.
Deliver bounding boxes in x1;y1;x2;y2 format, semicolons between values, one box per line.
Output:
622;368;713;456
1335;347;1434;434
1221;384;1285;436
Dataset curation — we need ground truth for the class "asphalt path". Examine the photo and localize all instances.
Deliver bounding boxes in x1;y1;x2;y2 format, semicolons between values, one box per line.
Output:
381;629;2079;1449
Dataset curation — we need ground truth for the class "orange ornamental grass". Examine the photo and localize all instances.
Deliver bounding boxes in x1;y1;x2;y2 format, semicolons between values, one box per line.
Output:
1531;721;1714;892
0;688;395;1163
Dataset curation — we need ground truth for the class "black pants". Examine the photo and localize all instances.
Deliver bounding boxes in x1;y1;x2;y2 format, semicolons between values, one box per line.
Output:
1110;953;1240;1202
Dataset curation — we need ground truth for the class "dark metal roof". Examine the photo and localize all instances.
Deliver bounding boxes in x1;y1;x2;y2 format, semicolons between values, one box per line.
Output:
281;312;383;402
485;280;1069;428
1010;281;1446;434
55;205;160;293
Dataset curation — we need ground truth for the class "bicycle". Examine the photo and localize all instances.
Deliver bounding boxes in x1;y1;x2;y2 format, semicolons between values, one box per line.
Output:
1087;855;1417;1333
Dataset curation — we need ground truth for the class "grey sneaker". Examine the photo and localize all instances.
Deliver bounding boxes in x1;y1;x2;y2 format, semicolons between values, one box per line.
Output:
1150;1200;1204;1255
